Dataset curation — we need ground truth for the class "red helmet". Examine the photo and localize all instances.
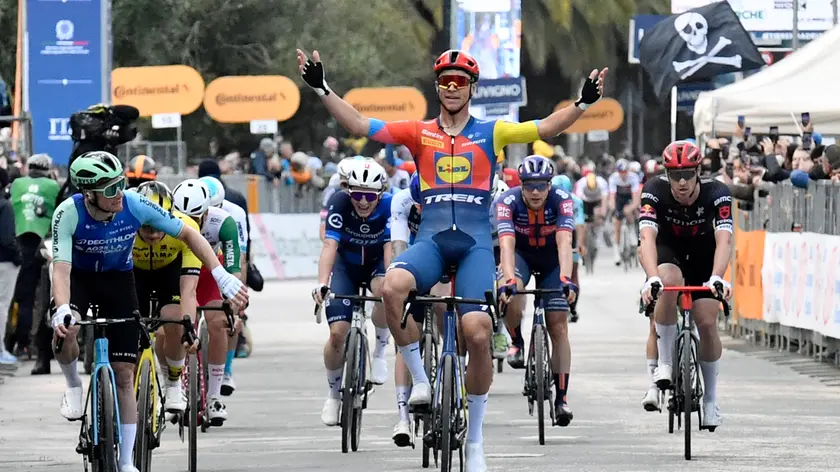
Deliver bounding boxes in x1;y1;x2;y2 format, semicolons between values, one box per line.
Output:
662;140;701;169
434;50;480;81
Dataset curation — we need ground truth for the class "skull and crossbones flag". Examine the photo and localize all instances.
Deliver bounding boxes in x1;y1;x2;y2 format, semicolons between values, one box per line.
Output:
639;1;764;102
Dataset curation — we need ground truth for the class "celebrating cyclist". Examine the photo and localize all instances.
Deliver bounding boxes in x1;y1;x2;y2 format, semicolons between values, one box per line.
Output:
314;160;393;426
171;179;243;426
638;140;733;428
608;158;641;266
496;156;578;426
200;176;248;397
50;152;247;472
298;46;605;470
551;174;585;322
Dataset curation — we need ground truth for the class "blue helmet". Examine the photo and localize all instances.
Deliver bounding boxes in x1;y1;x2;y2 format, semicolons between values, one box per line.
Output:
518;155;554;181
409;172;421;203
552;174;573;193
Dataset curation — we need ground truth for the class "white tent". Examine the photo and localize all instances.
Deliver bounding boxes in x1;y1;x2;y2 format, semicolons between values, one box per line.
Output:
693;26;840;136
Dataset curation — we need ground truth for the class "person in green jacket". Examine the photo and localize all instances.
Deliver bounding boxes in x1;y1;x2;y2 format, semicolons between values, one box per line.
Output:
8;154;59;369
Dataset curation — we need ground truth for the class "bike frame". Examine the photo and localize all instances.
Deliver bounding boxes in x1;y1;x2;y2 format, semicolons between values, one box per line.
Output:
434;281;466;424
347;287;370;393
134;294;163;437
87;312;123;447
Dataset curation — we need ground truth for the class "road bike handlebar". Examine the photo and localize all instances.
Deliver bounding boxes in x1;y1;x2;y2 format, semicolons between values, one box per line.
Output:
197;300;238;336
55;312;198;354
642;282;730;318
400;289;496;329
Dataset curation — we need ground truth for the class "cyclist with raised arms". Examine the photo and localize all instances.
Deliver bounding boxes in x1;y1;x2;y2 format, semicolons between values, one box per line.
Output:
551;174;585;322
172;179;243;426
313;160;394;426
608;158;641;265
496;156;578;426
50;152;247;472
638;140;733;427
200;176;248;396
298;47;606;471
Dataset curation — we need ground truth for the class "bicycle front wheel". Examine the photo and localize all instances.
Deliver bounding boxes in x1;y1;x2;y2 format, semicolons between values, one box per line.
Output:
421;331;438;468
351;332;367;452
533;324;548;445
341;328;359;453
186;353;198;471
680;332;692;460
134;360;154;472
198;318;210;433
96;368;119;472
439;357;455;472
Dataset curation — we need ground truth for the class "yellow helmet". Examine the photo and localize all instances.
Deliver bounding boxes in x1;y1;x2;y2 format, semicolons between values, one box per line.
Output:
136;181;173;212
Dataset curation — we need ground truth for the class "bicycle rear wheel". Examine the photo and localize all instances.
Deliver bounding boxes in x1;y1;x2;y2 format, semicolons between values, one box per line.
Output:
351;332;367;452
186;353;198;471
680;332;692;460
439;356;455;472
97;368;119;472
135;360;154;472
421;331;438;468
341;328;359;453
533;324;548;445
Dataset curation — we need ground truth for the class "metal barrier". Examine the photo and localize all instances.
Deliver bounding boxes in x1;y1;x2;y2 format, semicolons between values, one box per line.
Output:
118;141;186;173
157;173;323;214
726;180;840;366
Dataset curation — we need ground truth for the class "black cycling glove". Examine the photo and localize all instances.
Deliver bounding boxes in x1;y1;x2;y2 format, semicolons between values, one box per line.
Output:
301;59;333;97
574;73;602;110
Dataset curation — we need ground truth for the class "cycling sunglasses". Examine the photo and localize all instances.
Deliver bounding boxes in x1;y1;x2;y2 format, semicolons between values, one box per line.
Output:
349;190;380;202
667;169;698;182
437;74;471;90
92;177;127;198
522;180;551;192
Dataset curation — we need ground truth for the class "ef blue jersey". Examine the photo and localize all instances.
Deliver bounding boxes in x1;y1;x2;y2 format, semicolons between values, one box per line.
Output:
495;186;576;257
52;191;184;272
324;191;392;265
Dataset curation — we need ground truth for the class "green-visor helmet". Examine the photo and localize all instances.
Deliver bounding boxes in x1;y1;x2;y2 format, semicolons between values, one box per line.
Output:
70;151;126;196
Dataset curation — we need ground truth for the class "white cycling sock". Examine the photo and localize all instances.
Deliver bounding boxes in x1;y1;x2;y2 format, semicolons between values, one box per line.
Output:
466;393;488;443
460;355;467;370
396;385;410;422
647;359;658;390
327;368;343;399
700;360;719;404
397;342;428;385
655;323;677;366
165;357;185;385
119;423;137;466
60;361;83;388
374;327;390;358
207;364;225;399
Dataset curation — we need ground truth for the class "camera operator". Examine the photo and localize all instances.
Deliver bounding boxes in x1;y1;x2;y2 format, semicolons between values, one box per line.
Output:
56;103;139;203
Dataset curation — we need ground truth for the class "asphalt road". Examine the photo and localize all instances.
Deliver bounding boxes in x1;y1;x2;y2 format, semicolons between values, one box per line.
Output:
2;257;840;472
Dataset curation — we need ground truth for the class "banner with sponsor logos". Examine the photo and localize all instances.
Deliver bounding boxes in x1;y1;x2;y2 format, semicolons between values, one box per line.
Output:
204;76;300;123
26;0;109;166
344;87;427;121
249;213;321;280
111;65;205;116
733;228;765;320
672;0;838;32
762;232;840;338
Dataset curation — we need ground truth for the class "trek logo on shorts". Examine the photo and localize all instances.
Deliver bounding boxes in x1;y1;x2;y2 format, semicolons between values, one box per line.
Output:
434;153;473;185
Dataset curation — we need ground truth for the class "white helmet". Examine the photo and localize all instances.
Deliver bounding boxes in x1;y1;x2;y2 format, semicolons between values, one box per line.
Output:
347;160;387;191
172;179;211;216
492;174;509;199
337;156;367;180
629;161;642;174
28;153;52;171
328;172;342;189
199;176;226;207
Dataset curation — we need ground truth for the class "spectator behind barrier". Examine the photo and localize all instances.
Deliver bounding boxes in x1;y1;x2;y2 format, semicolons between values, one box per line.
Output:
791;143;840;188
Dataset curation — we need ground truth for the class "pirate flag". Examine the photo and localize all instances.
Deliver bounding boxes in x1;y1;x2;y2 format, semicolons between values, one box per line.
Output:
639;1;764;102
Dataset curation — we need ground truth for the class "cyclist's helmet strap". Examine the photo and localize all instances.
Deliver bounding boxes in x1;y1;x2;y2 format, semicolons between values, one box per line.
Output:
662;140;701;169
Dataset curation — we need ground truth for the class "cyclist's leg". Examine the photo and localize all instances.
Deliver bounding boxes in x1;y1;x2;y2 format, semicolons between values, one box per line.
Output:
393;299;424;445
321;255;358;425
570;228;581;318
12;233;42;353
454;245;496;447
53;270;89;419
369;262;390;384
195;254;231;419
156;263;191;410
652;244;685;387
382;240;443;396
100;270;142;469
539;266;574;422
612;202;624;262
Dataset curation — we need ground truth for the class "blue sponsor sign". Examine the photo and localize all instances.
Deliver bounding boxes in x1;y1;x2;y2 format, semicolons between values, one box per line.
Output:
628;14;667;64
471;77;526;106
676;82;715;113
26;0;108;166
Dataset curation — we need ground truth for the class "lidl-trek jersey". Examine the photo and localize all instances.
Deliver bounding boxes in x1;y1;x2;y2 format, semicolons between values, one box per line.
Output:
52;191;184;272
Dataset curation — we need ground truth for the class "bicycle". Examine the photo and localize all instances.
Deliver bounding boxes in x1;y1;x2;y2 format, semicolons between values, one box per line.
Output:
55;309;138;472
410;302;438;467
133;295;197;472
401;270;496;472
583;221;599;274
643;283;729;461
314;283;380;453
619;216;639;271
508;287;566;446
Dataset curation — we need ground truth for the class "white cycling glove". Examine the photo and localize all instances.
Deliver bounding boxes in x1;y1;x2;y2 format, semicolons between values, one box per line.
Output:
312;283;330;305
212;266;244;300
704;275;731;297
51;304;74;329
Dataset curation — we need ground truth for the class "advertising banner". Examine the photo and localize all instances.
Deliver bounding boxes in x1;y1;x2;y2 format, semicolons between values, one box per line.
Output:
733;229;765;320
671;0;837;32
454;0;521;79
249;213;321;280
471;77;527;106
203;76;300;123
628;14;668;63
344;87;427;121
111;65;204;116
553;98;624;133
26;0;108;166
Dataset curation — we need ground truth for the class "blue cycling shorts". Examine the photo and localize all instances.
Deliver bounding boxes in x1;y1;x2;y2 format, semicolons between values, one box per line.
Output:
326;254;385;324
497;251;569;313
389;228;493;316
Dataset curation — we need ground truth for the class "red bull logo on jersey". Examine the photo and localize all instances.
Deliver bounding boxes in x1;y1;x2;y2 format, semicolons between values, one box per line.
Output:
434;153;472;185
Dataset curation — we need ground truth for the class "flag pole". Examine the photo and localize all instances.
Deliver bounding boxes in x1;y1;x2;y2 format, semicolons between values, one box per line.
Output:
12;0;24;155
670;86;677;142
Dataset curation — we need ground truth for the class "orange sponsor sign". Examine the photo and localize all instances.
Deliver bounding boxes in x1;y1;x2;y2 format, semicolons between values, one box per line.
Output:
553;97;624;133
733;228;766;321
112;65;205;116
203;76;300;123
344;87;427;121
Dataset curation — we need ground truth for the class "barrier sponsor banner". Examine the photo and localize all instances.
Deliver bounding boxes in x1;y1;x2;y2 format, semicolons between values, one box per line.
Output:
249;213;321;280
733;229;765;320
111;65;205;116
344;87;427;121
762;232;840;338
204;76;300;123
553;98;624;133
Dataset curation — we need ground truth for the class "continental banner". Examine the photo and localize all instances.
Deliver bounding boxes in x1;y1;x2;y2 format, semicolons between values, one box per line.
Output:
553;98;624;133
112;65;205;116
203;76;301;123
344;87;427;121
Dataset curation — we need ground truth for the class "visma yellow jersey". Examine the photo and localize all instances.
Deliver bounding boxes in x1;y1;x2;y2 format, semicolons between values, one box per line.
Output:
133;211;202;275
